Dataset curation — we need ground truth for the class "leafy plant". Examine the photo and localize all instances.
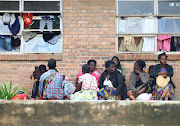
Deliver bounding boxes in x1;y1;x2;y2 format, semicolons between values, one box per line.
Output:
0;81;25;100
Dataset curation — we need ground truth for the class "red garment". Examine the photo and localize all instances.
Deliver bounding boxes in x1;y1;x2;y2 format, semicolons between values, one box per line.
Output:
157;35;172;52
12;93;29;100
39;95;61;100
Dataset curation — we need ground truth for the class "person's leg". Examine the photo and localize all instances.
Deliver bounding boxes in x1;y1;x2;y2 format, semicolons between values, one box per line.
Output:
165;91;170;101
162;88;168;98
31;83;36;99
31;81;39;99
127;91;136;100
34;81;39;97
4;36;12;51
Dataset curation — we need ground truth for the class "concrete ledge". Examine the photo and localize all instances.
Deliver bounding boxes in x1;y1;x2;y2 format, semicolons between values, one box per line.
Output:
0;100;180;126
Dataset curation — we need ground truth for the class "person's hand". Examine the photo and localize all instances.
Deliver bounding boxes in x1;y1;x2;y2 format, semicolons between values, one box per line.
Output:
133;90;139;98
136;76;141;81
162;71;167;75
134;68;142;75
43;92;47;97
158;71;164;75
162;74;167;78
105;86;110;91
158;71;167;76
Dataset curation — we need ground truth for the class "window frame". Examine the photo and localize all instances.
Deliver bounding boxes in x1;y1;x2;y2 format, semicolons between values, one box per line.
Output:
0;0;63;54
116;0;180;54
0;0;21;13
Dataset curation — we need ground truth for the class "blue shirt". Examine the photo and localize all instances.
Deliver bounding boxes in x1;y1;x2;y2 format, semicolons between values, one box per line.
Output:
160;68;167;72
39;69;63;99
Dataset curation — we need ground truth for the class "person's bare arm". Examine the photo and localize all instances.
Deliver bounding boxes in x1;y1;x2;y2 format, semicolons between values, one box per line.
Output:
75;78;78;87
74;82;82;92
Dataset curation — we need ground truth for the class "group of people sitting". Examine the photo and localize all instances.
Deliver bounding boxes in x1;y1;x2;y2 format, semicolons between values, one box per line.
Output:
30;52;175;101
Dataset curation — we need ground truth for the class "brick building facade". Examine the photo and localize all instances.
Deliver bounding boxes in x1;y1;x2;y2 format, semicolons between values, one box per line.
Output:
0;0;180;100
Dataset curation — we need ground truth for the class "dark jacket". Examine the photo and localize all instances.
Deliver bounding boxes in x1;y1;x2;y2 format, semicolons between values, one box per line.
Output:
99;70;127;99
152;64;175;89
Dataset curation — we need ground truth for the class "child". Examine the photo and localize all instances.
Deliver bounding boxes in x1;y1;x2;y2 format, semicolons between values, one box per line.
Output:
148;65;155;93
31;64;47;100
71;64;99;100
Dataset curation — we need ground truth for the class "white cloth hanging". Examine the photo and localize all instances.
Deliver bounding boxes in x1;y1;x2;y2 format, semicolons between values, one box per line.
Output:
142;37;155;52
143;18;155;33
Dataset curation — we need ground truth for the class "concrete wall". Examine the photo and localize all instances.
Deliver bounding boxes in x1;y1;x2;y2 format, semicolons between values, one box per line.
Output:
0;100;180;126
0;0;180;99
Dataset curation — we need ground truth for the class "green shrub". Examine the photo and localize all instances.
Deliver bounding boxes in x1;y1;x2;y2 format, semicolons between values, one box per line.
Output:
0;81;25;100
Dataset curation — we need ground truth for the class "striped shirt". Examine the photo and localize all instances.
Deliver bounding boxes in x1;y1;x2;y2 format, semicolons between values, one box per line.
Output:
39;69;63;99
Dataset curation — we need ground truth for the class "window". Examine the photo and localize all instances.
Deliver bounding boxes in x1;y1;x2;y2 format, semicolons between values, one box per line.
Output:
0;1;19;11
0;0;62;53
118;1;154;15
116;0;180;53
158;1;180;15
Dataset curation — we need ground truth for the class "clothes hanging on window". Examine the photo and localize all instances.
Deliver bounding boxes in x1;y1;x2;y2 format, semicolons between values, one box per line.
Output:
157;35;172;52
158;19;166;33
159;19;179;33
134;37;141;46
0;18;11;33
118;38;126;52
142;37;154;52
174;37;180;51
124;35;136;51
170;37;176;51
144;19;154;33
126;19;143;33
118;37;121;48
135;37;143;52
23;31;37;42
40;19;53;30
39;15;54;31
0;35;11;51
118;20;126;33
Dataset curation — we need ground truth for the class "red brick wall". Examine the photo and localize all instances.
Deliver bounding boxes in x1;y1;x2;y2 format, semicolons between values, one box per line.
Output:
0;0;180;100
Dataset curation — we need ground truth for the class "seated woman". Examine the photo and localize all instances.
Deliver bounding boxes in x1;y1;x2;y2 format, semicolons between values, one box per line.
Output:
152;52;175;100
127;60;150;100
112;56;125;80
71;64;99;100
76;60;101;86
98;60;127;100
112;56;122;73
